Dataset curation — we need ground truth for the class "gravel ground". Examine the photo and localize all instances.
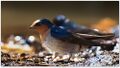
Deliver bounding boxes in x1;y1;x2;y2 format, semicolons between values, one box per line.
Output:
1;45;119;66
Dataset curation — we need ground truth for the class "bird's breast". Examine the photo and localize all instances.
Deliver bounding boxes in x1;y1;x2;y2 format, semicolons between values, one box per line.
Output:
41;30;83;55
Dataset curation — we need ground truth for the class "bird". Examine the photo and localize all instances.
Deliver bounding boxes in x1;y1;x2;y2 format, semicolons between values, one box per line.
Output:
30;17;116;57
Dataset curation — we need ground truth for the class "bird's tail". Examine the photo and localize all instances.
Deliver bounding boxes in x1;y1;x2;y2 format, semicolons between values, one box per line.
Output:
75;33;115;39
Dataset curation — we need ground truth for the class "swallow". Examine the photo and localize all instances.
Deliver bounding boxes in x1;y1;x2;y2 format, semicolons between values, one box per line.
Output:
53;15;117;50
30;18;116;56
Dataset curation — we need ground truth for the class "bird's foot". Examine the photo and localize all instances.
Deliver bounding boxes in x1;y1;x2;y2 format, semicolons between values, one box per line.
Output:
52;53;70;62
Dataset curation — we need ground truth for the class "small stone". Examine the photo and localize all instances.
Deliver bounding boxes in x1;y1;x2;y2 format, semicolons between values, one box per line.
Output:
74;53;79;57
80;58;85;62
70;57;85;62
73;58;79;62
20;53;26;57
11;54;16;58
39;51;52;57
38;51;48;57
45;55;52;59
90;53;95;57
96;46;101;51
81;52;87;56
62;54;70;60
90;46;97;51
44;56;52;62
44;57;49;62
108;61;112;65
96;51;103;55
34;58;39;63
88;50;92;53
81;51;89;58
53;56;61;62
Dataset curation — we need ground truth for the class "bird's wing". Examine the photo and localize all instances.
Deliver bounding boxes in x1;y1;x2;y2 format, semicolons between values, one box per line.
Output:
55;31;115;46
71;32;116;47
50;26;94;45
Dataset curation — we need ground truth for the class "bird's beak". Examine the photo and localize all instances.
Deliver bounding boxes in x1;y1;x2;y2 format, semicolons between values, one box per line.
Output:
29;22;37;29
29;23;35;29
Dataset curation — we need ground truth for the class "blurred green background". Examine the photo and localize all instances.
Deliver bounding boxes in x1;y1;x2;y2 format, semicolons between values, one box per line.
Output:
1;1;119;42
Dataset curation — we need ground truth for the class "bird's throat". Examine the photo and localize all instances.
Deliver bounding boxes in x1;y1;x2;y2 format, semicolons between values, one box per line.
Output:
35;25;49;43
39;31;48;43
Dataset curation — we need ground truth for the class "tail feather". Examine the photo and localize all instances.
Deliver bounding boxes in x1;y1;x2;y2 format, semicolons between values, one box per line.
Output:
75;33;114;39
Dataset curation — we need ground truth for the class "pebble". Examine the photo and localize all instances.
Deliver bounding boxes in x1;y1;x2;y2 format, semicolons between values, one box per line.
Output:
62;54;70;60
74;53;79;57
20;53;27;58
89;53;95;57
81;51;89;58
96;50;103;55
38;51;51;57
38;52;45;57
33;58;39;63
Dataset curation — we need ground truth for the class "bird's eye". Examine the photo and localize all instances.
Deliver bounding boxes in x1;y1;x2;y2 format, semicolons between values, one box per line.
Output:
34;22;42;26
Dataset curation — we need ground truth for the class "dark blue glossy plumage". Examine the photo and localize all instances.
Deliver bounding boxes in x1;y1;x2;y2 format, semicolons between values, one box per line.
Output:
34;19;53;28
51;25;71;39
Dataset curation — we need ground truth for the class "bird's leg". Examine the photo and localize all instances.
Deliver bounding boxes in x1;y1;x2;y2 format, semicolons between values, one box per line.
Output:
68;53;72;61
52;52;59;60
52;52;66;62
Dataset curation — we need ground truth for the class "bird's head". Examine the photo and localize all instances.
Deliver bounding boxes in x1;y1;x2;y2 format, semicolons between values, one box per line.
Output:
30;19;53;33
53;15;68;26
